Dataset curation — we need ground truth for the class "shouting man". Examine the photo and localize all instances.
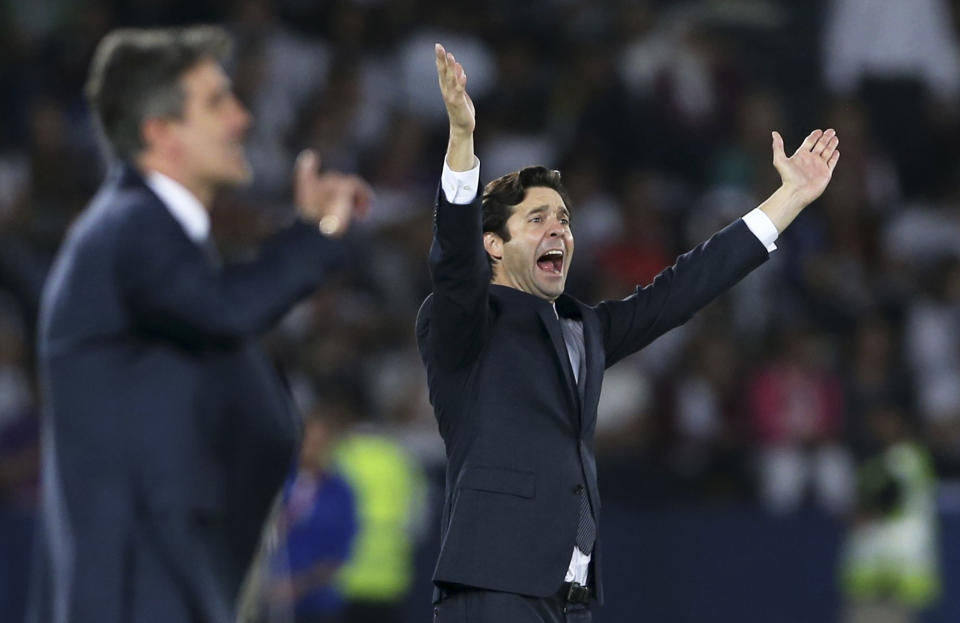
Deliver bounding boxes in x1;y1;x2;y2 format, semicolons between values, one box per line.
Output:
417;44;840;622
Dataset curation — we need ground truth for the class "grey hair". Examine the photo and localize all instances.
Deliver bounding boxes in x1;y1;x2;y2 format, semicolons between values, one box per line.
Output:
84;25;232;161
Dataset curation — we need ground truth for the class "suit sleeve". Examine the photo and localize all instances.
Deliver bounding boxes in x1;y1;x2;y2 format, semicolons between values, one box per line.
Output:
424;184;490;369
118;216;345;345
597;219;769;368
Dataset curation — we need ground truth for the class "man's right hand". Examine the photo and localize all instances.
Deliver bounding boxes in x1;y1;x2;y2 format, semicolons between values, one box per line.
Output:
436;43;475;172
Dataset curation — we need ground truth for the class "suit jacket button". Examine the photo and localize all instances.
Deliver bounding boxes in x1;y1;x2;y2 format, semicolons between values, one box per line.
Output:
573;484;584;494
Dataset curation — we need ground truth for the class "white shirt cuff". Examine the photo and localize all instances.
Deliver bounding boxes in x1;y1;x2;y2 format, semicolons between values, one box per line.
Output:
742;208;779;253
441;157;481;205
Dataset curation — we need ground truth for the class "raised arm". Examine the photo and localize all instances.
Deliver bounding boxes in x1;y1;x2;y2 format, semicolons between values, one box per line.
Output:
421;44;489;369
599;128;841;367
121;155;371;345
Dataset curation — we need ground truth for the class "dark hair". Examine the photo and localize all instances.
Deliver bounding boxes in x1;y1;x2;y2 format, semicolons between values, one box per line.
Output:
84;25;232;161
481;165;573;271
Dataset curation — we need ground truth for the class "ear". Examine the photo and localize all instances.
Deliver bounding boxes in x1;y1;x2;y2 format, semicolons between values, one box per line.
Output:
483;232;503;263
140;116;174;155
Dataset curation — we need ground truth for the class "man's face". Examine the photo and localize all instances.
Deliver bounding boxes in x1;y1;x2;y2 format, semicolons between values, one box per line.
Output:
168;59;252;190
487;186;574;301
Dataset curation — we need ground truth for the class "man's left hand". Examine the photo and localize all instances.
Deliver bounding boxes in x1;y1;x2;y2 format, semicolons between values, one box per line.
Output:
294;150;373;237
772;128;840;208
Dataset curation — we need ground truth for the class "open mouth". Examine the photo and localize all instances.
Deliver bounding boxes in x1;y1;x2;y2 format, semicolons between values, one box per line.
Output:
536;249;564;275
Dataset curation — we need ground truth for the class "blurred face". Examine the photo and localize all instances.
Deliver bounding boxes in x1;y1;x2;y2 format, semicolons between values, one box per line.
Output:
300;417;334;470
485;186;574;301
166;58;252;193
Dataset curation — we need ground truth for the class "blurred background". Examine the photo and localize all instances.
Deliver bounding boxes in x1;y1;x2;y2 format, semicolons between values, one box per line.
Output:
2;0;960;621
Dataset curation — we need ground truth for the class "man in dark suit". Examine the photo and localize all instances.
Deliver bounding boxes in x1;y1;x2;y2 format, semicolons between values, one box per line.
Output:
29;26;370;623
417;44;841;622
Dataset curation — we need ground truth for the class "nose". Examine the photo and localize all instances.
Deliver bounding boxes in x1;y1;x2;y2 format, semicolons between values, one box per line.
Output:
233;98;252;133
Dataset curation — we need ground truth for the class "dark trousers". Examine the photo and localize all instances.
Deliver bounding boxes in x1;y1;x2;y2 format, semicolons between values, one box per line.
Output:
433;588;592;623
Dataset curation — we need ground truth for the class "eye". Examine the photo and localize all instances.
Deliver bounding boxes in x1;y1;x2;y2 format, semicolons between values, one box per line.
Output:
530;216;542;223
208;88;232;110
560;217;570;225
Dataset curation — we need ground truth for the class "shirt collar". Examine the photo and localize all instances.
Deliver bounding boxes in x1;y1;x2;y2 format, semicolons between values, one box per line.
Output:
143;171;210;243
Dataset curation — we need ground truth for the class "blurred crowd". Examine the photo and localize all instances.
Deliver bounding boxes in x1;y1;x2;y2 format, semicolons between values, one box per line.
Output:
2;0;960;619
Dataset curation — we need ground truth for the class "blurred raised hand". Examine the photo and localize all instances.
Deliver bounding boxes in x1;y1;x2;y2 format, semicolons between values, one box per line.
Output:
294;150;372;237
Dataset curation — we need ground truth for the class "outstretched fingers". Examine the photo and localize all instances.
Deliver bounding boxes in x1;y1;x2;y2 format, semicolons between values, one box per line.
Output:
828;150;840;173
435;43;476;139
436;45;456;92
812;128;836;156
447;53;466;94
435;43;444;63
454;58;467;90
436;44;466;95
435;44;451;86
795;129;823;155
820;134;839;162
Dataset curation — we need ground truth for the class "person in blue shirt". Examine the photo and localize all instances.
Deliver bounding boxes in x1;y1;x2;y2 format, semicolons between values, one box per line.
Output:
267;405;358;623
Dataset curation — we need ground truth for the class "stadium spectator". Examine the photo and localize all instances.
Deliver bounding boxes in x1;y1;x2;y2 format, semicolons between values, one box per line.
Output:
747;327;854;513
261;407;358;623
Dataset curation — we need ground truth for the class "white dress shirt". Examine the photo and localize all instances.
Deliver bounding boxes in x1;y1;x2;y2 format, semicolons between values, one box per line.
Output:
439;158;779;585
143;171;210;244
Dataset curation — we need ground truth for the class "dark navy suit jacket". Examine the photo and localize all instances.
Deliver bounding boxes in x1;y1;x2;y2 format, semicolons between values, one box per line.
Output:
416;185;769;604
30;165;344;623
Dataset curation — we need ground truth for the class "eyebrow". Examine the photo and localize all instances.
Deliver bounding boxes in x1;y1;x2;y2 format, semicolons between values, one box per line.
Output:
525;205;570;218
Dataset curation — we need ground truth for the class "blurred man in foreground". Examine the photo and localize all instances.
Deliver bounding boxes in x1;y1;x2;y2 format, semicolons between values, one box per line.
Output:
29;25;369;623
417;43;840;622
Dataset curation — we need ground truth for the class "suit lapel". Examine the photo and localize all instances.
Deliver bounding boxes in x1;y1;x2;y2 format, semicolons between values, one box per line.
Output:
576;302;604;434
535;305;580;415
